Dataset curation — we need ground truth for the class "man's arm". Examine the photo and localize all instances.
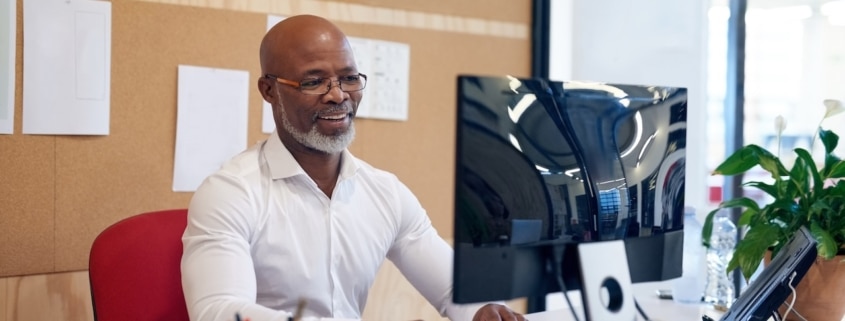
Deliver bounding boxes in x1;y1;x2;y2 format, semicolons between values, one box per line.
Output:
181;173;290;321
385;182;523;321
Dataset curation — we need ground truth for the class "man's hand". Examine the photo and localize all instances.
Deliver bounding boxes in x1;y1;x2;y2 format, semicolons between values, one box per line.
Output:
472;303;526;321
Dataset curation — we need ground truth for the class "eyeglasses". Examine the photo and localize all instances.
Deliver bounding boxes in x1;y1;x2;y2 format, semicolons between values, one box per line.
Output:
264;73;368;95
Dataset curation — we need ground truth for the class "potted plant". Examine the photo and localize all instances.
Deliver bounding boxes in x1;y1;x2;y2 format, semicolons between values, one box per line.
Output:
702;99;845;320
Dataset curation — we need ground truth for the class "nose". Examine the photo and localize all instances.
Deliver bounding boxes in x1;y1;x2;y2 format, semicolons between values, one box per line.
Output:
322;81;348;104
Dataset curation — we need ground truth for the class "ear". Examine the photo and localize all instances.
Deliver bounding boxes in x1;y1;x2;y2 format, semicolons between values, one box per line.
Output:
257;77;275;104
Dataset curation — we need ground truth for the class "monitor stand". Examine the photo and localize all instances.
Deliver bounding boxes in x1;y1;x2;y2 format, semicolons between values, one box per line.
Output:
576;240;636;321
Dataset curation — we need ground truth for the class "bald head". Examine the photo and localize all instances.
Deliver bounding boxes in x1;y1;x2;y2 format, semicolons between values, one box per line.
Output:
259;15;353;76
256;14;362;158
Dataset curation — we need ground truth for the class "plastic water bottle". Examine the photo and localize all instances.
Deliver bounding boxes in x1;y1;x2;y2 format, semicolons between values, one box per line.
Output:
672;206;706;304
704;210;737;307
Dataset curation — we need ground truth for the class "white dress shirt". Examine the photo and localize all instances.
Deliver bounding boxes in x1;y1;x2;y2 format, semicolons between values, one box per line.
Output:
181;132;485;321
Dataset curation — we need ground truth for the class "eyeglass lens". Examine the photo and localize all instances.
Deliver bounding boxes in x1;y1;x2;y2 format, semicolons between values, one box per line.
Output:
300;75;366;95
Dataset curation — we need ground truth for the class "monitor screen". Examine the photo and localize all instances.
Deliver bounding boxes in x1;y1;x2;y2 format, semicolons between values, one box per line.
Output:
452;75;688;304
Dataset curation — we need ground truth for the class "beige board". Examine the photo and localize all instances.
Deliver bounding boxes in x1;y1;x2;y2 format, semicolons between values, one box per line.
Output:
0;0;530;277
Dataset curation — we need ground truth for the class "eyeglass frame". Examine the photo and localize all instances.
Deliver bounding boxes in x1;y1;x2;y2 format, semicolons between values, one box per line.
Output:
263;73;368;95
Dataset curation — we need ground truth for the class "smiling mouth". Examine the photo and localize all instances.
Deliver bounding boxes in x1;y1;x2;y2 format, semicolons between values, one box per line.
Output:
317;113;349;121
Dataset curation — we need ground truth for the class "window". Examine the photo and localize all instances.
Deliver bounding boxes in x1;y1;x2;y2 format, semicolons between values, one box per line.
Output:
706;0;845;208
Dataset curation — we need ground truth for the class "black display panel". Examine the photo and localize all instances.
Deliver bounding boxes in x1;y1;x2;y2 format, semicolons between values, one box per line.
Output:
453;75;688;303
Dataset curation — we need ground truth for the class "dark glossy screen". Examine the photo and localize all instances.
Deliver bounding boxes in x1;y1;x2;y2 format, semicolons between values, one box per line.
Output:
453;75;687;303
455;76;687;245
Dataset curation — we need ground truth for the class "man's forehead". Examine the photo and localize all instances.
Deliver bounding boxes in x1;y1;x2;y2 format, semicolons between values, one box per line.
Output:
270;46;355;77
276;38;353;60
272;16;345;44
261;16;355;74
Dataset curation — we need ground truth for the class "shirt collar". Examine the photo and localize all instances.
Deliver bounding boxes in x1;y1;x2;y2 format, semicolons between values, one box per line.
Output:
264;130;360;180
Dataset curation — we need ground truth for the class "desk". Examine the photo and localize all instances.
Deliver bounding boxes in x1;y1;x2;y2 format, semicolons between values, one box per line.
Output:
525;282;724;321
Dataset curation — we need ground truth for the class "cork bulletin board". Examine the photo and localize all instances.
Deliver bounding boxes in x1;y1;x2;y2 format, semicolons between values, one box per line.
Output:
0;0;531;277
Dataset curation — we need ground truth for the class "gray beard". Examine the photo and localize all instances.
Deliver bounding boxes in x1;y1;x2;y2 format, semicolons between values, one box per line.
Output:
279;102;355;154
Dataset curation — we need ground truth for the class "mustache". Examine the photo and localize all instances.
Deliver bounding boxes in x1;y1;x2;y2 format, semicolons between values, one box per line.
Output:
314;102;355;118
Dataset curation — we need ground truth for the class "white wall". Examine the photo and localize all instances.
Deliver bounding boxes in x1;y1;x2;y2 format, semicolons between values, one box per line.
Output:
549;0;711;215
549;0;574;81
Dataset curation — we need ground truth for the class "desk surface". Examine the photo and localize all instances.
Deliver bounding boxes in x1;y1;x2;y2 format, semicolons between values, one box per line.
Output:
525;282;724;321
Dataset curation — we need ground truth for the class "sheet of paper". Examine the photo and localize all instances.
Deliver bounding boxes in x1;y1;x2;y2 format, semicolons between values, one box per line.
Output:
261;14;287;134
22;0;111;135
348;37;411;121
0;0;15;134
173;65;249;192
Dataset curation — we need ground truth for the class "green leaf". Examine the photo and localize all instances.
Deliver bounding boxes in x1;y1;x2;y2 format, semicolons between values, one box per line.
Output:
767;200;801;224
820;128;839;155
780;179;798;201
823;154;842;178
738;208;756;226
720;197;762;213
702;200;757;247
743;181;779;199
811;221;838;259
809;199;832;213
794;148;823;196
789;153;810;197
702;209;718;248
729;223;781;280
827;160;845;179
713;145;787;177
758;151;788;179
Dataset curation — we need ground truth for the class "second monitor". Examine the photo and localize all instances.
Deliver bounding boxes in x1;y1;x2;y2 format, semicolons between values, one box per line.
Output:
452;75;688;304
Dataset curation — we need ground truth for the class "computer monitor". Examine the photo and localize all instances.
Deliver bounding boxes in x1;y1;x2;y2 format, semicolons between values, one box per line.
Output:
452;75;688;304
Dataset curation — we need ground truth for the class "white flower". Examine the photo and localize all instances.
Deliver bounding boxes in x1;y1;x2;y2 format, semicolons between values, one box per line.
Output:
774;115;786;135
823;99;844;119
812;99;844;153
774;115;786;157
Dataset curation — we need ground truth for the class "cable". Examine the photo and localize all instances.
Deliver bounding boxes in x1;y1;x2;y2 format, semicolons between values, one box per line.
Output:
555;276;582;321
781;272;798;321
551;245;581;321
549;244;652;321
634;298;652;321
791;308;808;321
778;287;808;321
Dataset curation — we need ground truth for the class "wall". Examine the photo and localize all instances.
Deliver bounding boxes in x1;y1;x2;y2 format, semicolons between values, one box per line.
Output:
0;0;531;320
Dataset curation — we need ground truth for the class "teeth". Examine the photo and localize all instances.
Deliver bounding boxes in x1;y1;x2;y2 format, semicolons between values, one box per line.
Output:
320;114;346;120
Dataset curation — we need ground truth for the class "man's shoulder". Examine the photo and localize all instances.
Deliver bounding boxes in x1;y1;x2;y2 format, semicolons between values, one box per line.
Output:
348;154;400;183
346;155;422;204
210;141;265;180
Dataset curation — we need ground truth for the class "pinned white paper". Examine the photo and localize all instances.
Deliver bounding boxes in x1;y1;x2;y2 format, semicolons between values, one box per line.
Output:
0;0;15;134
173;65;249;192
22;0;111;135
348;37;411;121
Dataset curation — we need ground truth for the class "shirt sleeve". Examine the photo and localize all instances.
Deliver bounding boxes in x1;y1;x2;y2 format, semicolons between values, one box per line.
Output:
181;172;290;321
385;181;490;321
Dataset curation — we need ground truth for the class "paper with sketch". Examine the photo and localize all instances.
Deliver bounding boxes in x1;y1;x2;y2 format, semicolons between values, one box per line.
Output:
0;0;15;134
22;0;111;135
261;14;287;134
347;37;410;121
173;65;249;192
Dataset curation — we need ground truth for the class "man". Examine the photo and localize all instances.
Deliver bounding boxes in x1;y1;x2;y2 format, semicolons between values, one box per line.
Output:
181;15;525;321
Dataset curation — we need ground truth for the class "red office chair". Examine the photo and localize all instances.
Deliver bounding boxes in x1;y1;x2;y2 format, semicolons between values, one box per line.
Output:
89;209;190;321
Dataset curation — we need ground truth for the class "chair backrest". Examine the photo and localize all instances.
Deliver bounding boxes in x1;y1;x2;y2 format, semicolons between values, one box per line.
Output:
89;209;190;321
